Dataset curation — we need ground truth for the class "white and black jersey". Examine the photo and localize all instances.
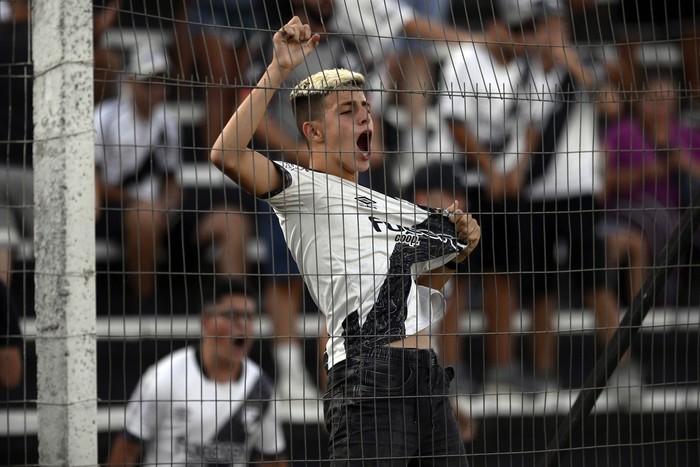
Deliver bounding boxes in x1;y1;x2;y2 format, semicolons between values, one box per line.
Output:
263;162;468;368
94;96;181;202
123;346;285;466
329;0;415;73
433;43;535;182
521;63;605;201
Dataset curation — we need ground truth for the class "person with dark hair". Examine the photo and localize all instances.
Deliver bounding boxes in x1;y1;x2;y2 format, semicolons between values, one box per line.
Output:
211;16;480;465
519;4;642;401
0;0;123;293
94;46;183;306
106;280;287;466
432;0;540;393
602;75;700;305
95;46;251;309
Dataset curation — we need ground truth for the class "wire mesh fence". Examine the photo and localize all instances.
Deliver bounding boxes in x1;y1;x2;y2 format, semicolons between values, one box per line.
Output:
1;0;700;465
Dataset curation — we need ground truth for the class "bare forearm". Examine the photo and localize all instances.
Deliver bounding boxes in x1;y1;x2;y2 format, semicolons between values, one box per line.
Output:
211;17;319;195
417;268;453;291
403;16;477;43
107;435;141;466
605;163;650;194
162;176;182;211
256;458;289;467
567;53;597;91
0;347;21;389
676;151;700;179
448;120;487;167
103;185;135;205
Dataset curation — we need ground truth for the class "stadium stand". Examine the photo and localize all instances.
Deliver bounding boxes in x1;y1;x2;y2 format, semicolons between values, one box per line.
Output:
2;1;699;465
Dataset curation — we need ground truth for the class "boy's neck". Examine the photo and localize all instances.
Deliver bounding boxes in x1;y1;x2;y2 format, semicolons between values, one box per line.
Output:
309;151;359;182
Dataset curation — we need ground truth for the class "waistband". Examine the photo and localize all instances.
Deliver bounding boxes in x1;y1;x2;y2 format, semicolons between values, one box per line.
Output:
329;346;440;373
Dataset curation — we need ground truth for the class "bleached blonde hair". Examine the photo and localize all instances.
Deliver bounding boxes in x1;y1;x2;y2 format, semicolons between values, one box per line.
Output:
289;68;365;100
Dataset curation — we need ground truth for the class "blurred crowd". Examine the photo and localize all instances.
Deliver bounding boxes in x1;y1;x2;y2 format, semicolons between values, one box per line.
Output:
1;0;700;459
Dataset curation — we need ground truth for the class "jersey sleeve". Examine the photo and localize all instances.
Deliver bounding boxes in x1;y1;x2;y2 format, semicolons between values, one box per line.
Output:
123;363;159;442
261;161;314;210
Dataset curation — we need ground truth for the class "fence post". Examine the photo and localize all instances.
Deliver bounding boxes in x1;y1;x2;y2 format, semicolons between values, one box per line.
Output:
32;0;97;464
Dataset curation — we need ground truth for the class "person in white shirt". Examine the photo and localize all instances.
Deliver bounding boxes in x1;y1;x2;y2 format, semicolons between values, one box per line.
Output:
95;46;250;309
211;16;480;465
432;0;539;392
106;281;287;466
511;5;640;396
94;46;182;305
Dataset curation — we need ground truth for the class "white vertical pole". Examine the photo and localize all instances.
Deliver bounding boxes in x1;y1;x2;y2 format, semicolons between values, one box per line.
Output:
32;0;97;464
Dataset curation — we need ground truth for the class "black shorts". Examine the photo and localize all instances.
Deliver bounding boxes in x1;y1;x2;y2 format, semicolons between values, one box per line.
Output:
469;193;532;274
523;196;608;301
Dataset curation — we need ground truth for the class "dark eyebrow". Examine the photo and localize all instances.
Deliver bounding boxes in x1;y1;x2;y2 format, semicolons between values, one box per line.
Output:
338;99;370;109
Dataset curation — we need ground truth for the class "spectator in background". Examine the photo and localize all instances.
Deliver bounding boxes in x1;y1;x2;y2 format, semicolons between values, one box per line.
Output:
93;0;124;104
0;0;32;290
613;0;700;105
95;46;182;308
520;5;642;398
106;280;287;466
171;0;269;156
0;0;125;292
387;0;451;170
95;46;251;310
602;75;700;305
0;281;21;390
431;0;537;392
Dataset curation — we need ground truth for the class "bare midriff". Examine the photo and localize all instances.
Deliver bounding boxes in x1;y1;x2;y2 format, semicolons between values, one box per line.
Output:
388;328;432;349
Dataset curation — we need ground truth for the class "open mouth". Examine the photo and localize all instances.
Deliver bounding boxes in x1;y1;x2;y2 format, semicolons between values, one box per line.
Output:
231;337;247;349
356;130;373;158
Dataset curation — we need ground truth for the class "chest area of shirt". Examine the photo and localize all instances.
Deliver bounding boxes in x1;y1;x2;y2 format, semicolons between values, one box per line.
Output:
328;194;455;251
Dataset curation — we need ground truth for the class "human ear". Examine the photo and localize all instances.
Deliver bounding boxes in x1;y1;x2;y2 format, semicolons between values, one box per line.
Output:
303;121;323;142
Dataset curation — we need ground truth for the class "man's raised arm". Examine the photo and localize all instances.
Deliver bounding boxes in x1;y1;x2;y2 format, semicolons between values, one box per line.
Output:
210;16;319;196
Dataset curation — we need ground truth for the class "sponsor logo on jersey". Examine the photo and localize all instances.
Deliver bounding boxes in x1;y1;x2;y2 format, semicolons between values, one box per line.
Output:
355;195;376;208
367;216;460;250
394;232;420;247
